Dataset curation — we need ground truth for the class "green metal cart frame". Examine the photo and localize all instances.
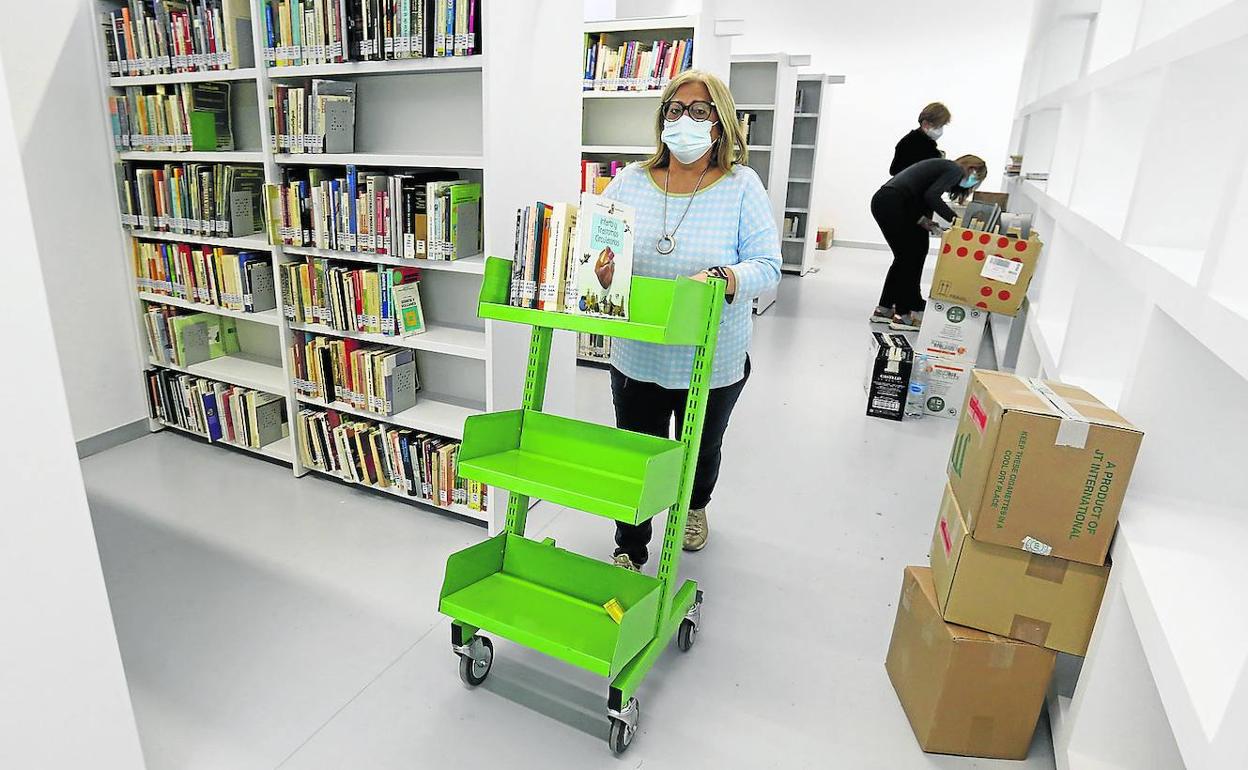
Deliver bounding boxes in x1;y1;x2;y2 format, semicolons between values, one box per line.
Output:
438;256;726;754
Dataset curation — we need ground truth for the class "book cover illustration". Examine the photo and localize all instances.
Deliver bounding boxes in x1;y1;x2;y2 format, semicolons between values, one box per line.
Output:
571;193;634;319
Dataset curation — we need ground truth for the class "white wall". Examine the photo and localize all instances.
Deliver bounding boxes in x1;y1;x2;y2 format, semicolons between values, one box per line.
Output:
0;0;147;442
0;52;146;770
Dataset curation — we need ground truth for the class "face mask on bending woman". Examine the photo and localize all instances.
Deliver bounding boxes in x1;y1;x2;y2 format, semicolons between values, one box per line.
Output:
662;115;719;165
924;125;944;140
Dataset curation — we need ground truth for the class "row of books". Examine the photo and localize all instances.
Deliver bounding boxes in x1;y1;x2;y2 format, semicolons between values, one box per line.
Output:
582;36;694;91
577;332;611;362
118;161;265;237
579;160;624;194
133;240;277;314
736;111;759;143
101;0;253;76
296;408;484;510
142;306;241;367
146;369;289;450
782;214;802;239
290;331;419;416
261;0;481;65
509;194;635;319
279;259;425;336
271;80;357;154
108;83;234;153
264;168;481;260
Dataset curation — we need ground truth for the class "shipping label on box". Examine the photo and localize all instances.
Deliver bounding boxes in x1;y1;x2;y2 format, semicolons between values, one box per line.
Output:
915;356;973;420
915;300;988;363
865;331;914;421
946;370;1143;566
929;482;1110;656
885;566;1056;760
932;227;1042;316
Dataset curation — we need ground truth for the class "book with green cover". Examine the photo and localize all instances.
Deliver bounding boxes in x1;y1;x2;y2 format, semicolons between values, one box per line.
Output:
393;282;426;337
188;82;233;151
448;181;482;261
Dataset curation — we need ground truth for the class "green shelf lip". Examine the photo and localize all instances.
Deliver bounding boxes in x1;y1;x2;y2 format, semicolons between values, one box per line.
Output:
439;533;663;677
476;256;713;346
456;409;684;525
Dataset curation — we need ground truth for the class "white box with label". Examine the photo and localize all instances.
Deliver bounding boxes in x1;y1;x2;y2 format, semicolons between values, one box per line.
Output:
915;300;988;363
915;355;973;419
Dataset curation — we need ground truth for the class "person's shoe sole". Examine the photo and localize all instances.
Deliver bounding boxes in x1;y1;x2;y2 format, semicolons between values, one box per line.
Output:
869;315;893;324
889;319;921;331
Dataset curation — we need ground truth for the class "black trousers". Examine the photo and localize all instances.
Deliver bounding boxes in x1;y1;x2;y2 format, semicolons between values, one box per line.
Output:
871;187;930;315
610;359;750;565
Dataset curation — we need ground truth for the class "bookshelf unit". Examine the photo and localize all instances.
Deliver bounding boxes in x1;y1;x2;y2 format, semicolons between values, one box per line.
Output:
92;0;581;534
781;73;840;276
576;12;739;363
729;52;800;314
1006;3;1248;769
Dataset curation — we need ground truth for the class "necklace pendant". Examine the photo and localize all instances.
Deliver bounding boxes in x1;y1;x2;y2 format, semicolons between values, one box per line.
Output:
656;234;676;255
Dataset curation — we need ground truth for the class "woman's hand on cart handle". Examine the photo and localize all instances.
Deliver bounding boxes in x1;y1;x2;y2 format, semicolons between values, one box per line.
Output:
690;266;738;301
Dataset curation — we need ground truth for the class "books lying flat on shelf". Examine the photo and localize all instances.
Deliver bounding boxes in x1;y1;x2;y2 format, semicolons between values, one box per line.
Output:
109;82;234;152
146;369;289;449
133;239;276;313
261;0;481;65
142;306;240;366
118;161;265;237
101;1;255;77
271;80;357;154
279;258;424;336
296;407;485;510
290;331;419;416
265;167;481;260
583;34;693;91
570;193;633;318
580;160;625;194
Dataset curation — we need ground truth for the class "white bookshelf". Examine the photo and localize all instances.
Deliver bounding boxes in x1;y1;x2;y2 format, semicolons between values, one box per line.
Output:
779;74;836;276
576;12;739;363
729;52;800;314
93;0;582;534
1007;3;1248;769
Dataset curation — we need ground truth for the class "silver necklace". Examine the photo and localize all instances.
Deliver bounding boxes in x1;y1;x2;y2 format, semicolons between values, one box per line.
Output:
657;161;712;255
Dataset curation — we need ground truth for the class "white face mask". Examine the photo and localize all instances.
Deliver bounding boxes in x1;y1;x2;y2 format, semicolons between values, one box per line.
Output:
662;115;718;165
924;125;944;140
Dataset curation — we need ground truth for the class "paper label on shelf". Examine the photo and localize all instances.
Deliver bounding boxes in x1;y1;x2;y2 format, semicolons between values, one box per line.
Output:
384;39;395;55
284;303;296;318
980;255;1024;285
416;240;426;255
403;234;415;258
365;314;378;330
1021;536;1053;556
264;47;277;64
108;60;120;74
369;395;384;411
329;42;344;60
382;318;395;335
343;232;357;249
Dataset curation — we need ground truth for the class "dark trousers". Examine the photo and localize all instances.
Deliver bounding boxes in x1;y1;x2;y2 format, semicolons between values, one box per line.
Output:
871;187;929;315
610;359;750;565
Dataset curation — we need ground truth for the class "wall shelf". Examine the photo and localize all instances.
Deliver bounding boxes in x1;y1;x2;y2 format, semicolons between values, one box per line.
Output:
108;67;259;87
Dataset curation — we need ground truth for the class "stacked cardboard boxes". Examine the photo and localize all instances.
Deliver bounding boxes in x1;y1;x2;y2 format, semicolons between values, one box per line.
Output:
931;227;1042;316
886;370;1144;759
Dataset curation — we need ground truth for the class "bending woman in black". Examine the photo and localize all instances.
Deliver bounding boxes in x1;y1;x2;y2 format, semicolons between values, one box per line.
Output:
870;155;986;330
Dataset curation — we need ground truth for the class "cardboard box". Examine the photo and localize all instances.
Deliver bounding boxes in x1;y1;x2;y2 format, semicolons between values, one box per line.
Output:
914;300;987;363
865;331;913;421
930;483;1110;655
932;227;1042;316
914;356;973;420
885;566;1056;760
947;371;1143;566
816;227;834;249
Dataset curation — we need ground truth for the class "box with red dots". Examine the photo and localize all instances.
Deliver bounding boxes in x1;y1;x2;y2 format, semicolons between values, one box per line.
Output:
931;227;1043;316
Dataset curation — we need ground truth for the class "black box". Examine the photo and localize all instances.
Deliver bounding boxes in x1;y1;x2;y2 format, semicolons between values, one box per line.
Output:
865;331;914;421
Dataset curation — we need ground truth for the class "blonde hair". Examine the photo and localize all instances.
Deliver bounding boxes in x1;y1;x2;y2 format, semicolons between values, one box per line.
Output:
919;102;951;126
644;69;746;173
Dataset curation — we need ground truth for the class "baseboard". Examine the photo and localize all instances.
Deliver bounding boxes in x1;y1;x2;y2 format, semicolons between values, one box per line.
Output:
77;418;149;459
830;239;890;251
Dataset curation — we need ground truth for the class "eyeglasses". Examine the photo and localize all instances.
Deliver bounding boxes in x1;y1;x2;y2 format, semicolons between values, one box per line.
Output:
662;100;716;122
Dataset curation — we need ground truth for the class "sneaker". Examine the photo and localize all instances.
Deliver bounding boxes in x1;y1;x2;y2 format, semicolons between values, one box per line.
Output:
683;508;709;551
889;311;923;331
612;553;641;572
869;306;894;324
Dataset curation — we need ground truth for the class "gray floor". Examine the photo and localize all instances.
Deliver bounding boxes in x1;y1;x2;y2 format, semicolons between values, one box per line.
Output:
83;247;1054;769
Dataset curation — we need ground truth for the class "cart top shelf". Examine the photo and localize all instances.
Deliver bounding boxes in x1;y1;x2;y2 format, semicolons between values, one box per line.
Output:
477;257;715;346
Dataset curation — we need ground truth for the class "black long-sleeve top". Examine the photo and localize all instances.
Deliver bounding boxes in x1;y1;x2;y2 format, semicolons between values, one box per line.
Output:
881;157;963;221
889;129;941;175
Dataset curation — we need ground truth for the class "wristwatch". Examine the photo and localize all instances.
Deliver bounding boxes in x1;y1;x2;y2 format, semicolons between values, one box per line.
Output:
706;266;735;303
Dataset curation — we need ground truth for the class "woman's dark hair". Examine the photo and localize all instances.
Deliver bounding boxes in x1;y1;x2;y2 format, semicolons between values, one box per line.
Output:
947;154;987;204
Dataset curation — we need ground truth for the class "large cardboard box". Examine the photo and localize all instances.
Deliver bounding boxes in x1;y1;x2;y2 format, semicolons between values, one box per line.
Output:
947;371;1143;566
864;331;913;421
914;299;988;363
914;356;973;420
932;227;1042;316
885;566;1056;760
930;483;1110;656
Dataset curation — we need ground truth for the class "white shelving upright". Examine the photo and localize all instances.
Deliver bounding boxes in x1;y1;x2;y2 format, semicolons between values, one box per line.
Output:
92;0;581;534
729;52;799;314
781;73;840;276
1004;2;1248;769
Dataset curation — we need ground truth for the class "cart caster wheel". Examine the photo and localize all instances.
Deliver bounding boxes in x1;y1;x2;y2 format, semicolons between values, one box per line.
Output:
607;698;639;754
457;635;493;687
677;618;697;652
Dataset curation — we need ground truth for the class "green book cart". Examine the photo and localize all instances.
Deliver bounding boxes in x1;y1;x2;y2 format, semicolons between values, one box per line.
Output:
438;256;726;754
